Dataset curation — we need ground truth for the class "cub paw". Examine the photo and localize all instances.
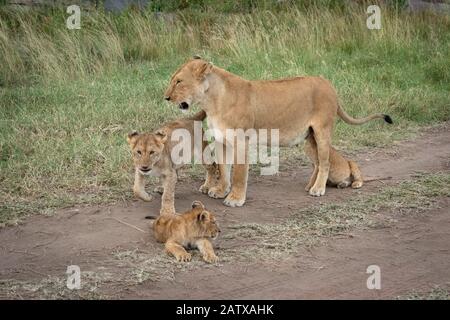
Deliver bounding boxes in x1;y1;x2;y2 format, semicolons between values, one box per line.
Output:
175;252;192;262
208;185;230;199
337;181;351;189
153;186;164;194
351;181;363;189
199;183;211;194
203;253;219;264
134;190;153;202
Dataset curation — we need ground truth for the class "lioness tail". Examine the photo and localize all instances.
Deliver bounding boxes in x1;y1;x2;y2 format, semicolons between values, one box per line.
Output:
337;103;392;125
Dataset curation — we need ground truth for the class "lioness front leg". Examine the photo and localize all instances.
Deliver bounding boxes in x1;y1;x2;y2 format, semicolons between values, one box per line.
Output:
160;171;177;215
165;240;191;262
133;169;153;201
196;239;219;263
223;163;248;207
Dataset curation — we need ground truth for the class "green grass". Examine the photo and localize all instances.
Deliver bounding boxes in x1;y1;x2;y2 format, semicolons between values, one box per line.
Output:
1;4;449;224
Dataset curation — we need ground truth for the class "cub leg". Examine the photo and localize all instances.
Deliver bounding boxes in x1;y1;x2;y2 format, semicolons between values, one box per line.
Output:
160;171;177;215
133;169;153;201
165;240;191;262
199;162;219;194
196;239;219;263
349;160;363;189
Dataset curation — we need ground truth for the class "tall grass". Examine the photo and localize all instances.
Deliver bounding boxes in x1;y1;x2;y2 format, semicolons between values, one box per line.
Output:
0;4;449;224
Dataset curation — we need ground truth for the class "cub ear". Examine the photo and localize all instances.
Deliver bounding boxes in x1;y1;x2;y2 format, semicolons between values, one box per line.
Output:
127;131;139;146
191;200;205;209
192;54;202;60
197;211;207;222
195;61;213;79
155;129;168;144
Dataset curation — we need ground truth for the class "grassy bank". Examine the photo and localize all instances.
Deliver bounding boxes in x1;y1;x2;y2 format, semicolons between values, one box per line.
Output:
1;4;449;224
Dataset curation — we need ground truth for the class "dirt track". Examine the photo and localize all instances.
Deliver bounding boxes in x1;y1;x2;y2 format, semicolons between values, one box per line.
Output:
0;124;449;299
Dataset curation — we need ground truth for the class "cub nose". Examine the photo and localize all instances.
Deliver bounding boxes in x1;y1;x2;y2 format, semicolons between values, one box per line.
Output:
164;96;171;101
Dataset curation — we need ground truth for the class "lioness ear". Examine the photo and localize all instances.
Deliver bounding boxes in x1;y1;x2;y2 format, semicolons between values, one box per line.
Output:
191;200;205;209
192;55;202;60
127;131;139;146
195;61;213;79
155;129;167;144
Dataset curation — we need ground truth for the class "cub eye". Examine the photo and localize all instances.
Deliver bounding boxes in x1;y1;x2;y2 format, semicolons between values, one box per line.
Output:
137;150;142;155
149;150;155;155
176;79;182;84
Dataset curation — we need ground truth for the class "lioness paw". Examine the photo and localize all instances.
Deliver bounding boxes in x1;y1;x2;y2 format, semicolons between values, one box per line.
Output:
203;253;219;264
223;192;246;207
309;186;326;197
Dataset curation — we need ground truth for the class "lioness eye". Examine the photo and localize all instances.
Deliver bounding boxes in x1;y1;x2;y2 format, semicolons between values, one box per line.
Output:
137;150;142;155
149;150;155;155
176;79;182;84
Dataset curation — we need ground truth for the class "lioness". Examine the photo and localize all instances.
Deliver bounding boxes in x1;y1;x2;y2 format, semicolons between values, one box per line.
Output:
164;57;392;206
148;201;220;263
304;130;363;190
127;110;218;215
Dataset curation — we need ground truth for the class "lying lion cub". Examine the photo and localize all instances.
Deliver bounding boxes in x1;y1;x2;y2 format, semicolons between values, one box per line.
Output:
127;110;217;215
148;201;220;263
304;131;363;190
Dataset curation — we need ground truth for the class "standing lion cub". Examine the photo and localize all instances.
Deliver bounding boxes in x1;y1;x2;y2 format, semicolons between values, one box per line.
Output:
127;110;218;215
148;201;220;263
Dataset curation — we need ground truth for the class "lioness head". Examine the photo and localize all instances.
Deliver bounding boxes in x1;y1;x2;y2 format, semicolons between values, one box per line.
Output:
190;200;221;239
127;130;167;175
164;56;213;112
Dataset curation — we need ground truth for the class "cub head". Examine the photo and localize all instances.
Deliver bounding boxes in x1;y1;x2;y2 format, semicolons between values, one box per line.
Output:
163;56;213;112
127;130;167;175
190;200;221;239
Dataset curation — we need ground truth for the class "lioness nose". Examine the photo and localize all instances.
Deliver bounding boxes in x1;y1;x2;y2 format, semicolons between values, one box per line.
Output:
164;96;171;101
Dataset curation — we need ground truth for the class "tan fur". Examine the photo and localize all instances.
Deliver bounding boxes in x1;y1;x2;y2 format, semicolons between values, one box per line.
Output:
153;201;220;263
304;133;363;190
127;111;218;215
164;58;390;205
